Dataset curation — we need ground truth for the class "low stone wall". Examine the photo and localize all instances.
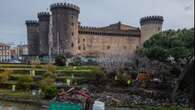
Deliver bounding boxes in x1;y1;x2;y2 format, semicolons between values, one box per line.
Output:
0;95;48;106
106;107;138;110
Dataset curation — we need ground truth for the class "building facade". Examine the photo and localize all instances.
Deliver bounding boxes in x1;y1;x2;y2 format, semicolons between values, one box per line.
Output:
10;45;28;60
0;43;11;63
26;2;164;59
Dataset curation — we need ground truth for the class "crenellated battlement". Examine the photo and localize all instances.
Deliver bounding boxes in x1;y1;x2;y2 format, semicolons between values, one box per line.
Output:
50;3;80;12
38;12;50;18
80;26;103;30
79;26;140;37
140;16;164;25
25;20;38;26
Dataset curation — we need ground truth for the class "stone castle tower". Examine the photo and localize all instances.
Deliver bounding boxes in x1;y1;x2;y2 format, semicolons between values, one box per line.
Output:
26;2;164;58
140;16;164;45
50;3;80;57
25;20;39;56
37;12;50;56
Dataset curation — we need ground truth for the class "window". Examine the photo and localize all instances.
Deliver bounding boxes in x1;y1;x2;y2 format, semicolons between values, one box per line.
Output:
158;27;161;31
83;45;86;50
78;46;81;50
78;39;80;43
71;23;74;26
83;38;85;42
71;42;74;48
107;45;110;50
72;32;74;36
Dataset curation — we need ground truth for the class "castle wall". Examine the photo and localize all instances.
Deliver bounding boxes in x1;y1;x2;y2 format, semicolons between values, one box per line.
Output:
77;33;140;57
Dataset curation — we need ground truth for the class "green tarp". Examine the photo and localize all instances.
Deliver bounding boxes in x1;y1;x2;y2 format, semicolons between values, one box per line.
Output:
49;101;84;110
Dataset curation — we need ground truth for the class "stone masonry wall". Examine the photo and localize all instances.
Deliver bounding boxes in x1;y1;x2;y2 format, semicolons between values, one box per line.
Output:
77;34;140;57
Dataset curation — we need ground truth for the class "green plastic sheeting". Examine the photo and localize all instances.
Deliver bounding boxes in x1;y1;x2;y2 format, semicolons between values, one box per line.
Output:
49;101;84;110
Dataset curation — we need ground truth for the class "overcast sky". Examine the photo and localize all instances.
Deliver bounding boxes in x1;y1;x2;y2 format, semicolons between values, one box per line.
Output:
0;0;194;45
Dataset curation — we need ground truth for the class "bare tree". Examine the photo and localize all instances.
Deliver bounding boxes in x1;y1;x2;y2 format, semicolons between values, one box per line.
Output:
97;49;133;73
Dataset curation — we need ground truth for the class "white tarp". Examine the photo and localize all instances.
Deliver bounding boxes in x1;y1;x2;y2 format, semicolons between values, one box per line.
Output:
92;101;105;110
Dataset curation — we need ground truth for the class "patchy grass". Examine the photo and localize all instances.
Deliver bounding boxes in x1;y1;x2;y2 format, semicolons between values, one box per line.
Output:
129;105;190;110
0;64;105;89
144;106;190;110
0;89;36;99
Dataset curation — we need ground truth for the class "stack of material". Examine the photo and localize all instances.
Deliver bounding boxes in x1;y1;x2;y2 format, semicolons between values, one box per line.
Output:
49;87;93;110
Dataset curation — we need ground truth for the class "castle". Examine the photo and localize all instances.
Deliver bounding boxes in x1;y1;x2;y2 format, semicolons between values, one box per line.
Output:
26;2;164;59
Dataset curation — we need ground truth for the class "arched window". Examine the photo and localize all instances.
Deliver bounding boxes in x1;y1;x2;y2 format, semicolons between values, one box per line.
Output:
107;45;111;50
78;46;81;50
158;27;161;31
123;46;127;50
78;38;80;43
71;42;74;48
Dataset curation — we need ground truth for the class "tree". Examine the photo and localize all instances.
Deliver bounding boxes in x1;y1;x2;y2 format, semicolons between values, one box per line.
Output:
40;77;56;99
114;70;129;87
97;53;132;73
55;54;66;66
93;67;106;85
137;28;194;104
0;69;12;82
72;56;82;66
44;85;57;99
171;56;194;103
40;64;57;99
139;28;194;61
17;76;33;91
43;64;56;77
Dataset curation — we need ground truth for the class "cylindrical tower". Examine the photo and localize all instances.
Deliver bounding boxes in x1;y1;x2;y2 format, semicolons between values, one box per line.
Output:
140;16;164;45
50;3;80;57
38;12;50;56
26;20;40;56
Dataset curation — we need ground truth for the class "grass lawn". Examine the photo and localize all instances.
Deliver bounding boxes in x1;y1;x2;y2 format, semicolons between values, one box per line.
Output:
0;89;36;99
0;64;101;72
0;64;104;88
0;64;103;77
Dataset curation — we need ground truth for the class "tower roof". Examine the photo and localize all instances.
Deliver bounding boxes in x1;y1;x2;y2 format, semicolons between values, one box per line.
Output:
140;16;164;25
25;20;38;26
50;3;80;12
38;12;50;18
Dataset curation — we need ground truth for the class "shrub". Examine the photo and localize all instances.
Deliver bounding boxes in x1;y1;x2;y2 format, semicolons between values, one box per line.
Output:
93;68;107;84
55;55;66;66
114;69;129;87
16;76;33;91
0;69;12;82
43;64;57;78
44;64;56;74
40;77;55;90
44;85;57;99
